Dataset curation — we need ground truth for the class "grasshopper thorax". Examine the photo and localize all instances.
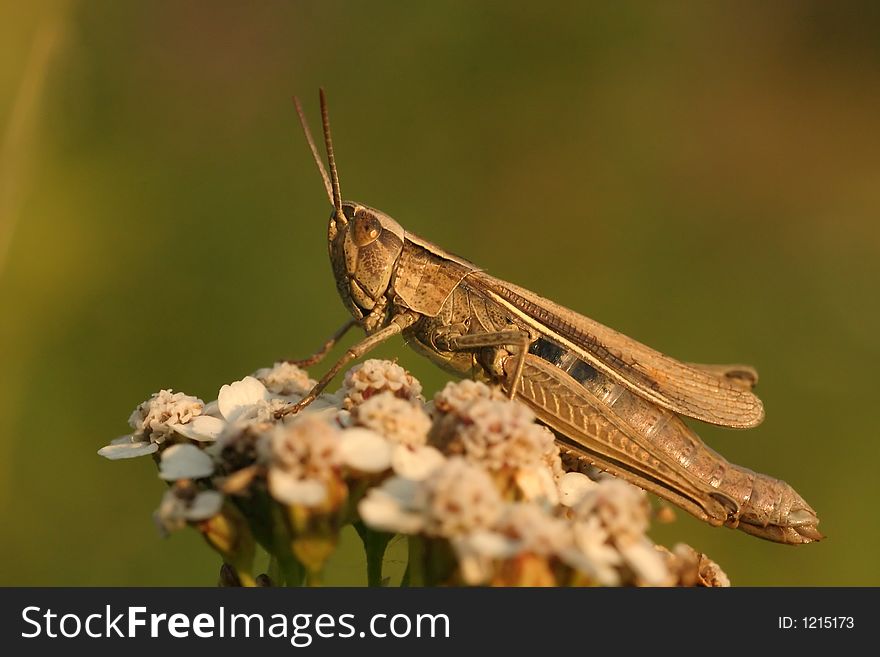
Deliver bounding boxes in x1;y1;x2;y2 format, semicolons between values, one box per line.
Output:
328;201;405;322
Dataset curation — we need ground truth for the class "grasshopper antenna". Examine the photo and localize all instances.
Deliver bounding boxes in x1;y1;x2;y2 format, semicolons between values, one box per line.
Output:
292;95;335;209
319;88;344;223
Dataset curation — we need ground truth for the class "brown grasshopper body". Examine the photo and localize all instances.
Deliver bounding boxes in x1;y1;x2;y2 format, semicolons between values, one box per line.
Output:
285;91;822;545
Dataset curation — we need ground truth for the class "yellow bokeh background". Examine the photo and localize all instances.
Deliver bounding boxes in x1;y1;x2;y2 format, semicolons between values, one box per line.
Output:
1;1;878;585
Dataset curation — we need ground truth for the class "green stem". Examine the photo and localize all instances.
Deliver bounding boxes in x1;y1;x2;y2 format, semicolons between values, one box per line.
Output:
354;521;392;587
267;554;282;586
406;535;426;587
269;502;305;586
278;553;305;587
306;568;323;587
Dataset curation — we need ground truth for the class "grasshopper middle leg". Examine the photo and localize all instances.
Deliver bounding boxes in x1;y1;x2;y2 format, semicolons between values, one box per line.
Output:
433;327;532;399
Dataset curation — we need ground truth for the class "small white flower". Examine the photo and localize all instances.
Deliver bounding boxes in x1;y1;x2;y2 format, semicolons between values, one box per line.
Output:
704;561;730;587
558;472;598;507
667;543;731;588
495;503;573;556
563;516;623;586
171;415;226;442
390;444;445;481
337;428;392;473
98;435;158;460
514;466;560;505
572;478;650;540
451;530;518;585
618;538;670;587
216;375;339;427
218;376;280;424
203;400;221;417
154;484;223;536
358;477;425;534
268;475;328;507
543;442;565;481
158;444;215;481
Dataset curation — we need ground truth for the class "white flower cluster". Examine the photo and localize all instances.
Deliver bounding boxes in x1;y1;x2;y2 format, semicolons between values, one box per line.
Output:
429;380;564;505
153;445;222;536
359;460;673;585
253;361;317;396
99;359;729;587
99;389;222;459
341;359;423;409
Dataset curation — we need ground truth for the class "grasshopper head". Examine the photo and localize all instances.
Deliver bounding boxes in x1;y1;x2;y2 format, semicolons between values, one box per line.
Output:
328;201;404;319
295;90;404;325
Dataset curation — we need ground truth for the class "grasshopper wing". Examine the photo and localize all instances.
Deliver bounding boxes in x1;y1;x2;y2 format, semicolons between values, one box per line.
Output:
470;272;765;429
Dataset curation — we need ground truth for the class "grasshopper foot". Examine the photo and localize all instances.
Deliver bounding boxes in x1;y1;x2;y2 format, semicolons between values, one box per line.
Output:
275;399;308;419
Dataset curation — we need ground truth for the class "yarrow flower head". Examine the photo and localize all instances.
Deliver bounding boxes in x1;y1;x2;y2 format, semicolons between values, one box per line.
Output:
359;457;503;539
130;389;205;441
450;503;574;586
252;361;316;397
341;359;423;409
452;399;555;470
358;457;504;538
567;478;670;586
351;392;431;447
347;391;443;480
571;477;651;540
422;457;505;536
98;389;224;460
266;416;344;508
429;392;564;503
431;379;507;417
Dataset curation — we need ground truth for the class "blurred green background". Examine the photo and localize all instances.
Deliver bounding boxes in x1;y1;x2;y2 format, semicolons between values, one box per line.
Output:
1;1;878;586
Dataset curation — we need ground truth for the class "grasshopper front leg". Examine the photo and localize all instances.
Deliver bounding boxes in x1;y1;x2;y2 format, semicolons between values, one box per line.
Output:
286;318;357;368
278;312;419;417
433;327;532;399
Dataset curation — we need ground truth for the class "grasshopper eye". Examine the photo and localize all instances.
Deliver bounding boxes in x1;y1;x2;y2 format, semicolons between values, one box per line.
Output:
352;213;382;247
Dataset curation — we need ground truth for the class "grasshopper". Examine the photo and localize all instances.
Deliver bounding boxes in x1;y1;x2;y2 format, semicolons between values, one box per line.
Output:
282;90;821;545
